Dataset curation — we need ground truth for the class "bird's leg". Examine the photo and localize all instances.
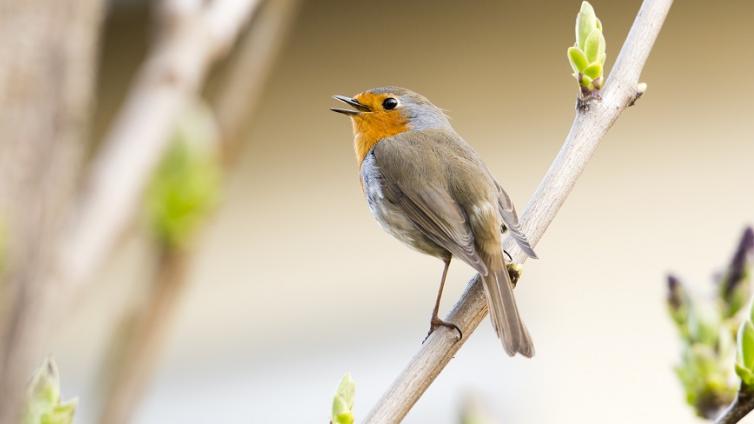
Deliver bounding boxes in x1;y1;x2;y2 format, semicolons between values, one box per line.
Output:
424;258;462;342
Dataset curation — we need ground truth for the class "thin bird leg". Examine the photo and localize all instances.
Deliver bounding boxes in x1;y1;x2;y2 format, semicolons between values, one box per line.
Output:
424;258;462;342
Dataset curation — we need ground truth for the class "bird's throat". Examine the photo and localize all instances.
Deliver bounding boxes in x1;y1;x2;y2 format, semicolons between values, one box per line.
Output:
352;113;408;164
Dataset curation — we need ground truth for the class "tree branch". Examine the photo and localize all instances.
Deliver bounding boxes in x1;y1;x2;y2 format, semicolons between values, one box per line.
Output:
60;0;262;294
96;2;300;420
98;247;190;424
0;0;262;420
0;0;103;421
213;0;301;160
716;384;754;424
364;1;673;422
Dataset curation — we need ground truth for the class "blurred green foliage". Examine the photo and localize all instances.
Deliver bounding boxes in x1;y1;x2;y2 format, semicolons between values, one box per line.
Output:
331;373;355;424
458;394;497;424
567;1;606;93
145;101;221;250
668;228;754;419
736;302;754;386
23;358;77;424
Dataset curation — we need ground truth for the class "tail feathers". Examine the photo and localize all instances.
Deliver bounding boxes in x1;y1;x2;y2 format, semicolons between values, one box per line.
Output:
481;265;534;357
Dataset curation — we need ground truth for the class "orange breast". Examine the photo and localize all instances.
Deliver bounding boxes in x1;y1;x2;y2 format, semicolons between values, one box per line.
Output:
352;111;408;164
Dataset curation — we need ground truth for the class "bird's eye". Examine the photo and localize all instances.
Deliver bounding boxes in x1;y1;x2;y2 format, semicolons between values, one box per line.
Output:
382;97;398;110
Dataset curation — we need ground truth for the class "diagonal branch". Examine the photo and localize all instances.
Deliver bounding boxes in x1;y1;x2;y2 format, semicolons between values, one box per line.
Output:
364;0;673;422
96;2;301;421
60;0;262;295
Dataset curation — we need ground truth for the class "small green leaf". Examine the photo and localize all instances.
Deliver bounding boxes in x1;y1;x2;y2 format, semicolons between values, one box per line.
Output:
576;1;597;49
567;47;588;73
582;62;602;80
737;363;754;387
584;29;605;63
598;51;607;66
335;374;355;410
331;374;355;424
332;397;350;418
739;320;754;370
145;100;221;250
580;74;594;90
24;358;77;424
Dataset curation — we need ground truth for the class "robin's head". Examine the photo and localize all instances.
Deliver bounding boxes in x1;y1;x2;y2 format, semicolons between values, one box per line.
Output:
331;87;451;162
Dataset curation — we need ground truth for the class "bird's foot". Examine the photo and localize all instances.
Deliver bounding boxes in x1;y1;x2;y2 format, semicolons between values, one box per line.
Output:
423;317;463;342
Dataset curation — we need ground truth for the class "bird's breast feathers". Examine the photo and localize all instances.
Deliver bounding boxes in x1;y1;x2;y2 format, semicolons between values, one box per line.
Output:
351;114;408;164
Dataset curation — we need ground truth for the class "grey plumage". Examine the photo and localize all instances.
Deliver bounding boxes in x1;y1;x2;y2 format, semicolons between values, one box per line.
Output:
362;127;536;357
336;86;536;357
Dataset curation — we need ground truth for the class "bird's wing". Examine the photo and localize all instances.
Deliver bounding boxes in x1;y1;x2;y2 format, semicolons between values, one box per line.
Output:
495;182;538;259
372;134;488;275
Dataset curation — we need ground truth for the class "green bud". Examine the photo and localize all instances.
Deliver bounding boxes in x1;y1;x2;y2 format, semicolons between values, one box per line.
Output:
580;74;594;91
720;227;754;318
667;275;691;339
145;100;221;250
584;30;605;63
459;395;497;424
567;46;588;74
676;344;737;418
24;358;77;424
331;373;355;424
569;1;606;95
688;307;720;347
582;63;602;80
737;301;754;386
576;2;597;50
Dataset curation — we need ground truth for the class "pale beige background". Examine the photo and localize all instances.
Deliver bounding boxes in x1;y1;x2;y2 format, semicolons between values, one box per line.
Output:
56;0;754;422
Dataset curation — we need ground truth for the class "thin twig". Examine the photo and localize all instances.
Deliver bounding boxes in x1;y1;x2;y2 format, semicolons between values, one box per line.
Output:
99;248;189;424
0;0;103;421
716;384;754;424
364;1;673;422
60;0;262;295
0;0;261;420
96;2;300;420
213;0;302;161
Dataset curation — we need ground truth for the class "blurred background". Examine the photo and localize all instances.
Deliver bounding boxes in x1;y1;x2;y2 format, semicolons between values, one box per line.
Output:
5;0;754;422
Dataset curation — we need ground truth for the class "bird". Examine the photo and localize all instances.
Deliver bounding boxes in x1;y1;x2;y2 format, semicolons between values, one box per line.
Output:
331;87;537;357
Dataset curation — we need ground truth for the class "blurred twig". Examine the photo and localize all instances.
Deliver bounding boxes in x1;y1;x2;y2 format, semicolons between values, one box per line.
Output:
717;384;754;424
213;0;301;161
61;0;262;302
99;248;189;424
0;0;262;421
364;0;673;422
0;0;103;421
97;2;300;421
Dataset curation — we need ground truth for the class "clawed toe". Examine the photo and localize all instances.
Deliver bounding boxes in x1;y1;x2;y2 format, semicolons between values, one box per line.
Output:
423;318;463;342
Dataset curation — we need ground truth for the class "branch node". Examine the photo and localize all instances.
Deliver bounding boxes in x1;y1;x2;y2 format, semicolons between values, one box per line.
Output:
628;82;648;107
576;89;602;112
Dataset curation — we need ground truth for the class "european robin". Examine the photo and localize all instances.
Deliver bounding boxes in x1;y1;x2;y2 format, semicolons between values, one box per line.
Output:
331;87;537;357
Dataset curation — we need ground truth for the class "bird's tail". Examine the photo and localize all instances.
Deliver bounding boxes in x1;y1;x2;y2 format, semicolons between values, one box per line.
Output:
481;259;534;357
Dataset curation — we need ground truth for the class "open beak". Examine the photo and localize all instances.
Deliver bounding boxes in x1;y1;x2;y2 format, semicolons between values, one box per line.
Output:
330;95;371;116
